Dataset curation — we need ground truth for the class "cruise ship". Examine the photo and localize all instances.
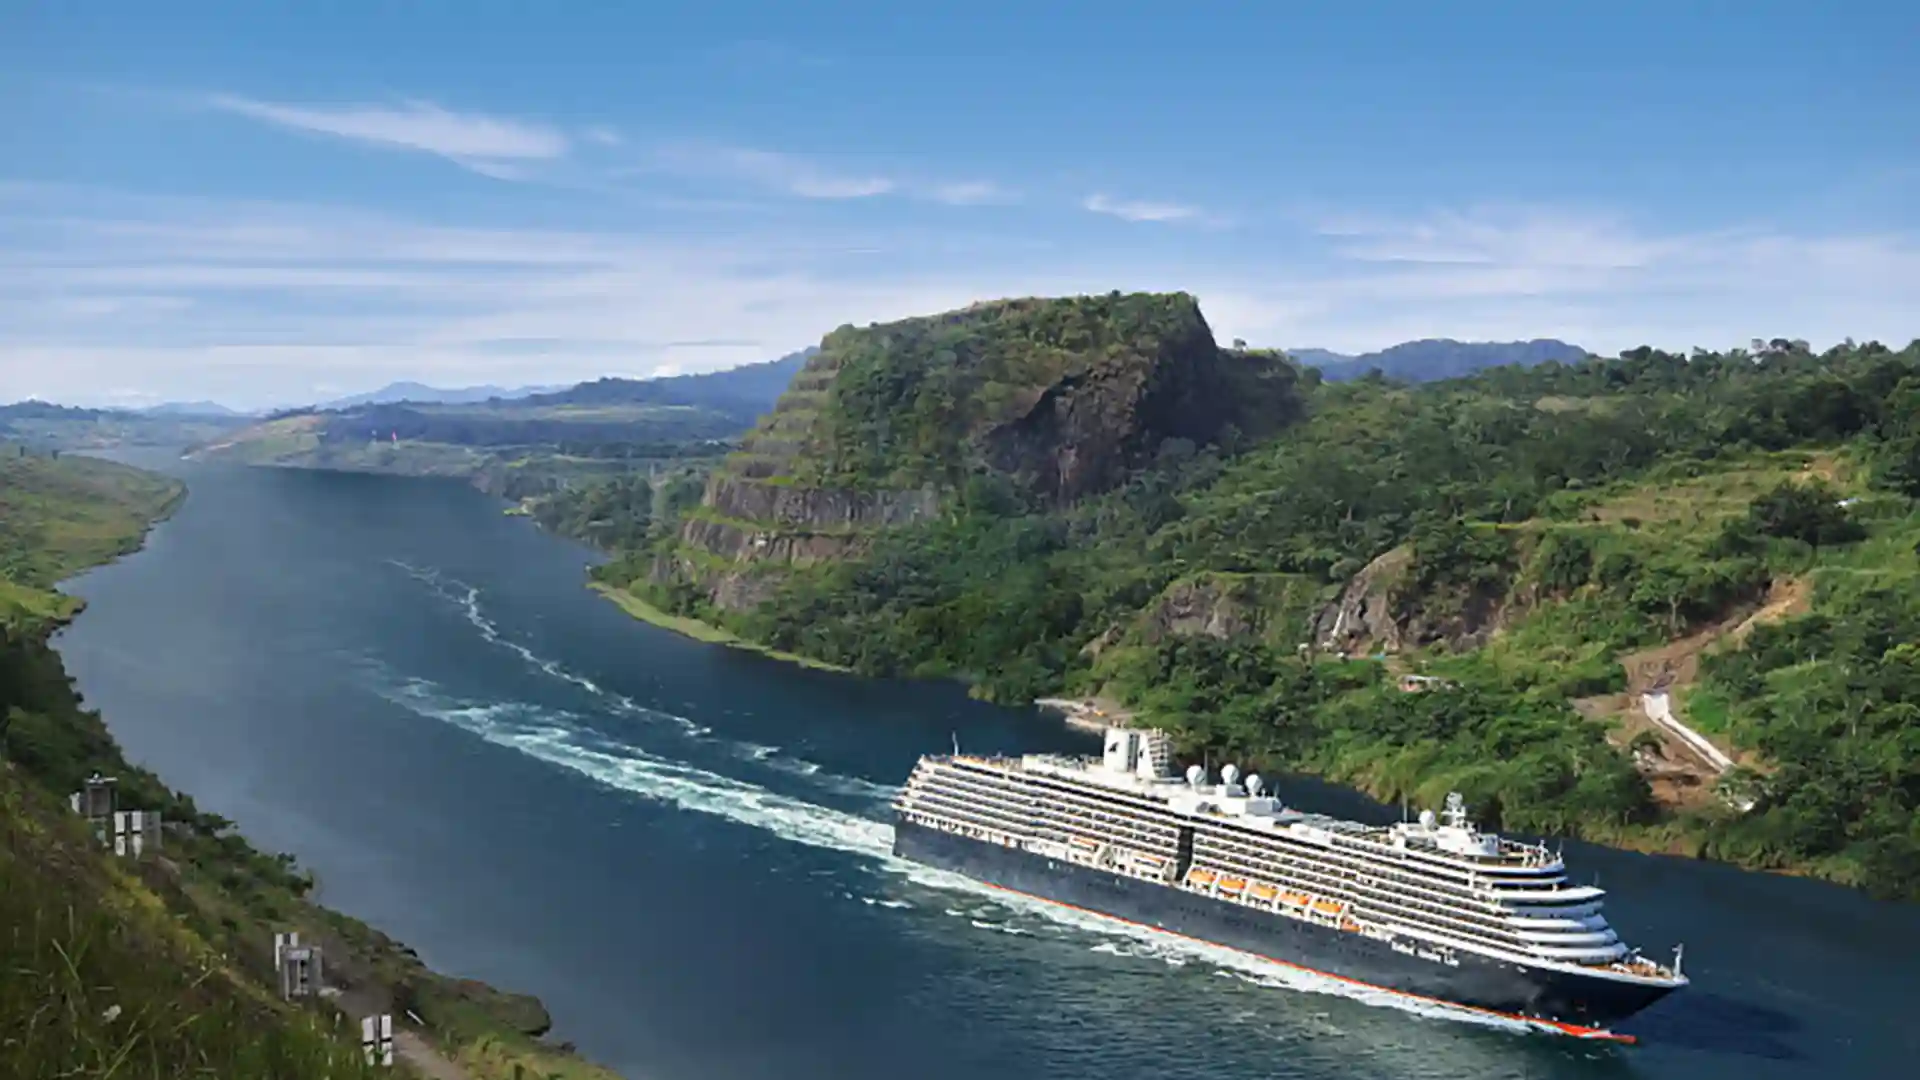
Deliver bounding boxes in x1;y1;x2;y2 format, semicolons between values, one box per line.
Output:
892;727;1687;1041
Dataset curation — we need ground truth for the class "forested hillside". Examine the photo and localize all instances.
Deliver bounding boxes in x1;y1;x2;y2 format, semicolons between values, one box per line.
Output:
574;299;1920;901
1292;338;1588;383
0;448;625;1079
188;351;815;510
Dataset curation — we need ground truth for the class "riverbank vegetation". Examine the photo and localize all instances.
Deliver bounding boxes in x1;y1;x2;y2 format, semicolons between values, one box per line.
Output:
0;445;626;1079
576;327;1920;901
0;447;184;626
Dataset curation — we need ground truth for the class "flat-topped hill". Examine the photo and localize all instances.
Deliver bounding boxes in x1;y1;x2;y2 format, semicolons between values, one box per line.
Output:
651;292;1304;610
728;292;1298;502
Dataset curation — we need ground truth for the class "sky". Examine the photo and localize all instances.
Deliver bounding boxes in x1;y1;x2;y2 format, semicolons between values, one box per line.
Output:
2;2;1916;410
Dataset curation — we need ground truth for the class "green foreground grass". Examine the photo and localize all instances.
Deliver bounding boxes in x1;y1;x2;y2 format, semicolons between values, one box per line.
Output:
0;762;388;1080
2;444;631;1079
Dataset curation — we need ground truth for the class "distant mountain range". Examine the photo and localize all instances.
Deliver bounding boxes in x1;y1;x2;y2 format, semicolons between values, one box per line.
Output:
314;381;567;410
1289;339;1589;383
518;348;816;420
139;401;247;418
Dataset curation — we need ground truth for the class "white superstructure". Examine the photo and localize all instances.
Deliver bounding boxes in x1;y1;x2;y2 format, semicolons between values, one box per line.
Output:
894;727;1684;987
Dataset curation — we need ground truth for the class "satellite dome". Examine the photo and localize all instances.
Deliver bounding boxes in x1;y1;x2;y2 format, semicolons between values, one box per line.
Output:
1185;764;1205;787
1246;774;1264;797
1419;809;1437;828
1220;764;1240;787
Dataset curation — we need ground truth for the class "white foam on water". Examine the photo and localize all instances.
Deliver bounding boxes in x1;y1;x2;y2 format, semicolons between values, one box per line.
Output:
397;564;890;803
381;679;896;860
970;919;1035;936
375;628;1543;1041
393;560;710;739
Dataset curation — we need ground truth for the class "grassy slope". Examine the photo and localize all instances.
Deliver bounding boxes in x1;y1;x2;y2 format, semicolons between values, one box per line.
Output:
0;448;184;627
0;762;388;1080
0;446;629;1080
607;333;1920;898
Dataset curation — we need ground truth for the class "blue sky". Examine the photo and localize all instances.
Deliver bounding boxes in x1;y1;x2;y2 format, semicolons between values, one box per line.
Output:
3;2;1915;408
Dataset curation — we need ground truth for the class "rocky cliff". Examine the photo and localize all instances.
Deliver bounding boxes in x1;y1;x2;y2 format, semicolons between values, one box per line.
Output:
1310;543;1511;655
1130;572;1327;649
654;292;1300;611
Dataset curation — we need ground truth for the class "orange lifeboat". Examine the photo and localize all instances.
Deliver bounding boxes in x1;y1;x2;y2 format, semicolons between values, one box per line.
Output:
1250;883;1278;901
1218;876;1248;894
1187;868;1218;887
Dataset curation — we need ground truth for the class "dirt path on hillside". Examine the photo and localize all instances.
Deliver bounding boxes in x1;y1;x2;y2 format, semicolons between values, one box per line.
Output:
333;985;473;1080
1575;576;1808;808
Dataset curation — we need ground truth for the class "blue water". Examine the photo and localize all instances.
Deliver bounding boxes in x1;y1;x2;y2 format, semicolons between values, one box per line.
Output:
55;459;1919;1079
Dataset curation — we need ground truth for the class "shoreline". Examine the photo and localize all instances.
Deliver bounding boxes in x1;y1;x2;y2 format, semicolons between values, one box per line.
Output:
589;582;850;672
25;462;625;1080
1032;696;1135;733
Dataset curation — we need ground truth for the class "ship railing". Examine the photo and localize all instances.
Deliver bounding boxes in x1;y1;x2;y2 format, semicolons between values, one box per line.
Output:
1589;956;1677;979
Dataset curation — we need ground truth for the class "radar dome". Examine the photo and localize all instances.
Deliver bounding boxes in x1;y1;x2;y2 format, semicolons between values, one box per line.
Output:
1220;764;1240;787
1185;764;1205;787
1246;774;1264;797
1419;809;1437;828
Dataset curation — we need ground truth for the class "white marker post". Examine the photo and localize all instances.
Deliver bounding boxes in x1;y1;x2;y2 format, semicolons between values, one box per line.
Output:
361;1014;394;1067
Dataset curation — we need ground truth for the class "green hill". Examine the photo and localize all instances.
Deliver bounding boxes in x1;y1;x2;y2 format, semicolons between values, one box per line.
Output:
190;353;818;507
613;292;1301;620
0;446;627;1079
0;448;185;627
578;308;1920;900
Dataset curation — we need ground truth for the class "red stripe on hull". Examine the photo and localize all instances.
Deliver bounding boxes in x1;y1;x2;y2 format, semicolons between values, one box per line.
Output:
974;879;1638;1045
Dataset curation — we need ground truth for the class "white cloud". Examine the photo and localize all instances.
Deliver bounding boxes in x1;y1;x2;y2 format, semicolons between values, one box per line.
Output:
1083;192;1199;223
1;186;1912;410
207;95;570;177
1200;208;1920;354
926;181;1016;206
650;142;894;199
583;125;623;147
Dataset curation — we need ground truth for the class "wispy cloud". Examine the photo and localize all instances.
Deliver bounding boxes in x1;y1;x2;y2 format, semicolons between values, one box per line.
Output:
1202;206;1920;353
207;95;570;178
1083;192;1200;223
927;181;1017;206
2;184;1912;409
649;141;894;199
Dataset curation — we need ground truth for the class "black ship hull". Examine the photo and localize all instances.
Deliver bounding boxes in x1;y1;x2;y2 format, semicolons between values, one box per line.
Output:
894;818;1677;1035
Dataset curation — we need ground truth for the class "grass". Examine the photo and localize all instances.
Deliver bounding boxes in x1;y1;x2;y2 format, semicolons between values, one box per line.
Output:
3;448;635;1079
590;582;849;671
0;763;389;1080
1;447;184;630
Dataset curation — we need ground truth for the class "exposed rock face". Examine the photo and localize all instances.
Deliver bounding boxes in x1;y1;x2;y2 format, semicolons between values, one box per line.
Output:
656;293;1302;612
1312;547;1413;653
1141;578;1257;642
1135;573;1325;647
979;307;1262;504
1311;546;1507;654
677;515;866;565
705;475;938;529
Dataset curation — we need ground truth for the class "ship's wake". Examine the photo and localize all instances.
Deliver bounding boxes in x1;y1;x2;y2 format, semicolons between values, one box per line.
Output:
378;665;1546;1043
379;561;1590;1042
